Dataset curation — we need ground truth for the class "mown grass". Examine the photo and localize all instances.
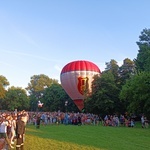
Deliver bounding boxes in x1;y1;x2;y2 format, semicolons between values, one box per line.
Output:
24;123;150;150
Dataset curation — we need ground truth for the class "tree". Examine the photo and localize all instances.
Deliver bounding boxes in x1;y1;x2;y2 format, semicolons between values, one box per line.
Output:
118;58;136;85
104;59;121;87
26;74;59;109
120;72;150;118
86;58;136;115
105;59;119;76
135;28;150;72
4;86;29;111
0;75;9;99
86;71;120;115
26;74;58;95
41;84;78;112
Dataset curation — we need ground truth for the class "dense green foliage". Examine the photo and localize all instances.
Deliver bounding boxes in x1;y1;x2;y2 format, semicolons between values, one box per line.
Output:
120;72;150;118
2;86;29;111
135;28;150;72
41;84;78;112
85;58;135;116
86;72;120;115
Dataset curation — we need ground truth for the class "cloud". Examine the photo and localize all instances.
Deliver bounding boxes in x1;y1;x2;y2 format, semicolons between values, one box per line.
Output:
0;49;62;63
0;12;39;48
16;30;40;48
0;61;14;68
54;65;61;72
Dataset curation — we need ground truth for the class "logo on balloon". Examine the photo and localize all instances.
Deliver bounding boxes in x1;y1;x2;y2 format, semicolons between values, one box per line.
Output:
78;77;89;95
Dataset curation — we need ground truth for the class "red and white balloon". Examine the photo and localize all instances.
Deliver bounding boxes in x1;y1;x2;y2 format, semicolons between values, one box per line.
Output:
60;60;101;111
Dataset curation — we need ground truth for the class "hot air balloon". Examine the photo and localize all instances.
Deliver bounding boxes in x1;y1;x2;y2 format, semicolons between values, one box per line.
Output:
60;60;101;111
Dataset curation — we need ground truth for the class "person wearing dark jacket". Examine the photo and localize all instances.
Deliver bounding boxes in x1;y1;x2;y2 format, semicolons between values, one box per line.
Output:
16;115;26;150
36;114;41;129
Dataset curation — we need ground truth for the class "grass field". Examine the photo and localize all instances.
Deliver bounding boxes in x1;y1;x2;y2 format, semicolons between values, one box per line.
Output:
24;123;150;150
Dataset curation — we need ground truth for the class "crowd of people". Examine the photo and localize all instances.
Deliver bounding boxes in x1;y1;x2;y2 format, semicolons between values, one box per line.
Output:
0;110;149;150
0;110;28;150
27;111;149;128
28;111;101;127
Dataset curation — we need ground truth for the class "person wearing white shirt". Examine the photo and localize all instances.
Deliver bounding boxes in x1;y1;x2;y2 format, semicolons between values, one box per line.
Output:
0;115;14;149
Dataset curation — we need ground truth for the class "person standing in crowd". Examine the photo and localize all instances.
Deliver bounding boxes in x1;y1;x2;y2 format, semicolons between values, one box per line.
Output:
16;114;26;150
36;113;41;129
144;117;149;128
0;115;14;149
141;115;145;128
130;119;135;127
10;115;17;145
64;113;69;125
77;114;82;126
41;113;46;126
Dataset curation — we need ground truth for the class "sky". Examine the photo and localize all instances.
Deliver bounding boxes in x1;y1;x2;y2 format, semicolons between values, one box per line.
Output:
0;0;150;89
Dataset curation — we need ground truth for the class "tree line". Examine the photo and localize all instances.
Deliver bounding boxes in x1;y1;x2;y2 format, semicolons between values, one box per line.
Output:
0;28;150;119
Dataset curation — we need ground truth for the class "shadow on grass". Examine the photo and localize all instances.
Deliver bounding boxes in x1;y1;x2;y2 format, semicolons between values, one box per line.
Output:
26;124;107;150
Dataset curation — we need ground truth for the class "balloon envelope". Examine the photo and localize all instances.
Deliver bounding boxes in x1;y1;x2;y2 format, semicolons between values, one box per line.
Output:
60;60;101;111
